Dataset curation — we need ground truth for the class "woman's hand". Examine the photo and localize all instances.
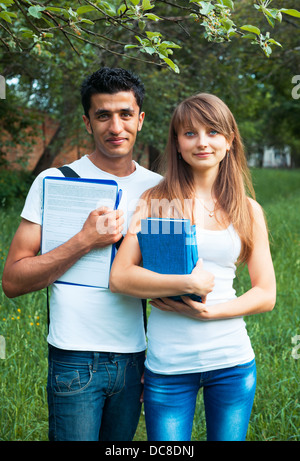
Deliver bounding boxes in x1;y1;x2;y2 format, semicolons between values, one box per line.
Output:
149;296;214;320
188;258;215;303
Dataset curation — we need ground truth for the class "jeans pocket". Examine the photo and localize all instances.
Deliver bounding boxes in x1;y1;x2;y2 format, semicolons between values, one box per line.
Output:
55;370;81;392
51;362;93;396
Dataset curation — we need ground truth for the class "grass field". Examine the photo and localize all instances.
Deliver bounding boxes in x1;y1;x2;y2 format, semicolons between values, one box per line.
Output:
0;168;299;441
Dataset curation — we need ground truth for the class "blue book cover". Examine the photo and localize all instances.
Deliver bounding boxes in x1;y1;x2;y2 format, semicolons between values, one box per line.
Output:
137;218;202;302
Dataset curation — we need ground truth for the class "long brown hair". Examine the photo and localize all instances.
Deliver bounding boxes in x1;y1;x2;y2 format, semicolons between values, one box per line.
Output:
143;93;256;264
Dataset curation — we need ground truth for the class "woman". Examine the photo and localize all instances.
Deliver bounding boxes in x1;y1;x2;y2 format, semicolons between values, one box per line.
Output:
109;93;276;441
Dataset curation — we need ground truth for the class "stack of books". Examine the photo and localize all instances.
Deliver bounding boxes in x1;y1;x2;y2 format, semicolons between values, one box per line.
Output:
137;218;202;302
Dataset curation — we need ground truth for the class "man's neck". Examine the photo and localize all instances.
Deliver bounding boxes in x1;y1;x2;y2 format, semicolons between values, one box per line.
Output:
88;151;136;177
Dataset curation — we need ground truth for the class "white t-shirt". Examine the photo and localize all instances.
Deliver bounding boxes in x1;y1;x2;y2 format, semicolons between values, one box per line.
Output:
21;155;162;352
145;224;255;374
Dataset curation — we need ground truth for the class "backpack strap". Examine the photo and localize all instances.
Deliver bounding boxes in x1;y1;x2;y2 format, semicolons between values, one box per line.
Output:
47;166;147;333
58;165;80;178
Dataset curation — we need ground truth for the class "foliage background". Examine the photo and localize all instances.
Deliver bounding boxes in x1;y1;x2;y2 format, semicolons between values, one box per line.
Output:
0;0;299;442
1;0;300;171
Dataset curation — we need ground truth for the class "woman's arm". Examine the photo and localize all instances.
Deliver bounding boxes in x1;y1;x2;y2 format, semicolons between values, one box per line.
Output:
151;199;276;319
109;227;215;300
109;206;214;299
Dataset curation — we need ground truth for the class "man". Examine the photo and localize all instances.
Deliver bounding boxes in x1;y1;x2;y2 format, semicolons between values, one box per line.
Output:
2;67;162;441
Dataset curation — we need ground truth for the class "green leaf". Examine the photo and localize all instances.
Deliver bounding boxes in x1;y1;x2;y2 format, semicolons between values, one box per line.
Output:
220;18;235;32
143;46;156;55
77;6;97;15
158;50;168;59
263;44;272;57
135;35;144;45
28;5;46;19
268;39;282;47
145;31;162;39
130;0;140;5
118;4;126;15
80;18;95;25
0;0;14;6
144;13;161;21
218;0;234;9
162;57;180;73
266;8;281;19
46;7;64;13
279;9;300;18
21;30;35;38
241;33;258;40
124;44;139;49
0;11;12;23
41;17;56;28
102;2;117;16
138;19;146;31
265;15;276;28
240;25;260;35
162;41;181;49
68;6;78;18
19;27;35;38
142;0;154;10
3;10;17;18
199;1;215;15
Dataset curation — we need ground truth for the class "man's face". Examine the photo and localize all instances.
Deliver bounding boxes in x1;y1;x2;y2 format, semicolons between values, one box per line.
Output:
83;91;145;160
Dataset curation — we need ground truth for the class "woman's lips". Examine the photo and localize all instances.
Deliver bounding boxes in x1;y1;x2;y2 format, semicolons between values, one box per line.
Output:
194;152;212;158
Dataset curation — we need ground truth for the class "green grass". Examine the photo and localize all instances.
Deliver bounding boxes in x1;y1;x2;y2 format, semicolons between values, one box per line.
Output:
1;168;300;441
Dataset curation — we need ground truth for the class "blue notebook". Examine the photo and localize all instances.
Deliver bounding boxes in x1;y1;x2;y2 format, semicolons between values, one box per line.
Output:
137;218;202;302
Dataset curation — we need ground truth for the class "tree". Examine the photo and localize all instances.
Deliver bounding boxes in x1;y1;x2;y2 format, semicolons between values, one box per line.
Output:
0;1;299;73
1;0;300;172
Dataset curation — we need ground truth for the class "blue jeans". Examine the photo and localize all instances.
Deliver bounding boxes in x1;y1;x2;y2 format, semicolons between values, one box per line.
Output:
47;345;145;441
144;359;256;441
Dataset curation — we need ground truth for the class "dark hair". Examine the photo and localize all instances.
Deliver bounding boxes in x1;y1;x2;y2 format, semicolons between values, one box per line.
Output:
81;67;145;117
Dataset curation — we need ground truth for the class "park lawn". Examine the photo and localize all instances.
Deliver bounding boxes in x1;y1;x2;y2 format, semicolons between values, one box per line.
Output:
0;168;299;441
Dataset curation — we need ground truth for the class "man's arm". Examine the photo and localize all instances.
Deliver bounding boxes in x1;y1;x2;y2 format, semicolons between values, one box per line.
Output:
2;208;124;298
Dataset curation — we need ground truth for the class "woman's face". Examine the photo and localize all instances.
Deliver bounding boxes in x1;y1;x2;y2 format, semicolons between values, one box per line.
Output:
176;121;233;174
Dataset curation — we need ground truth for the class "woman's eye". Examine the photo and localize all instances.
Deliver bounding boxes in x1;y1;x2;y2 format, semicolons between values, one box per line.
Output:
185;131;195;137
209;129;218;135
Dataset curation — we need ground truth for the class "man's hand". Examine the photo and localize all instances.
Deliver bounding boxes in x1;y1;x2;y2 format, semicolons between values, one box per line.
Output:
2;207;124;298
80;207;124;250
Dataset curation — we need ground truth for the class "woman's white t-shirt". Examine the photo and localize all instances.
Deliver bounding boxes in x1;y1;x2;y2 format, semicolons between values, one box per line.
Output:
145;224;255;374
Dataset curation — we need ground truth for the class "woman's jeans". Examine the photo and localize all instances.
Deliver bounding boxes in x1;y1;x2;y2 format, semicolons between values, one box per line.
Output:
144;359;256;441
47;345;145;441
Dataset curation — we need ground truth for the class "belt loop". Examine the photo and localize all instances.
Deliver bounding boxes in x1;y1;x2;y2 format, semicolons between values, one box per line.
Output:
93;352;99;372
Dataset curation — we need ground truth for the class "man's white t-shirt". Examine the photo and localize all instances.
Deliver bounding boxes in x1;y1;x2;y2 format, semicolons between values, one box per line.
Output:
21;155;162;352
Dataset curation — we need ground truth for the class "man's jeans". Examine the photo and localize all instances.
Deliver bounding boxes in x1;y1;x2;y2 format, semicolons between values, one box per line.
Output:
47;345;145;441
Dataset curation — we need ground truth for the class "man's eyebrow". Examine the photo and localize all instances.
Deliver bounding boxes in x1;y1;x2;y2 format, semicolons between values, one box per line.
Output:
94;109;110;116
94;107;135;115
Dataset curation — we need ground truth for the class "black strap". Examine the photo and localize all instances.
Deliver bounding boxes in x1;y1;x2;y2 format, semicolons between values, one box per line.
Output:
47;166;147;333
58;165;80;178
